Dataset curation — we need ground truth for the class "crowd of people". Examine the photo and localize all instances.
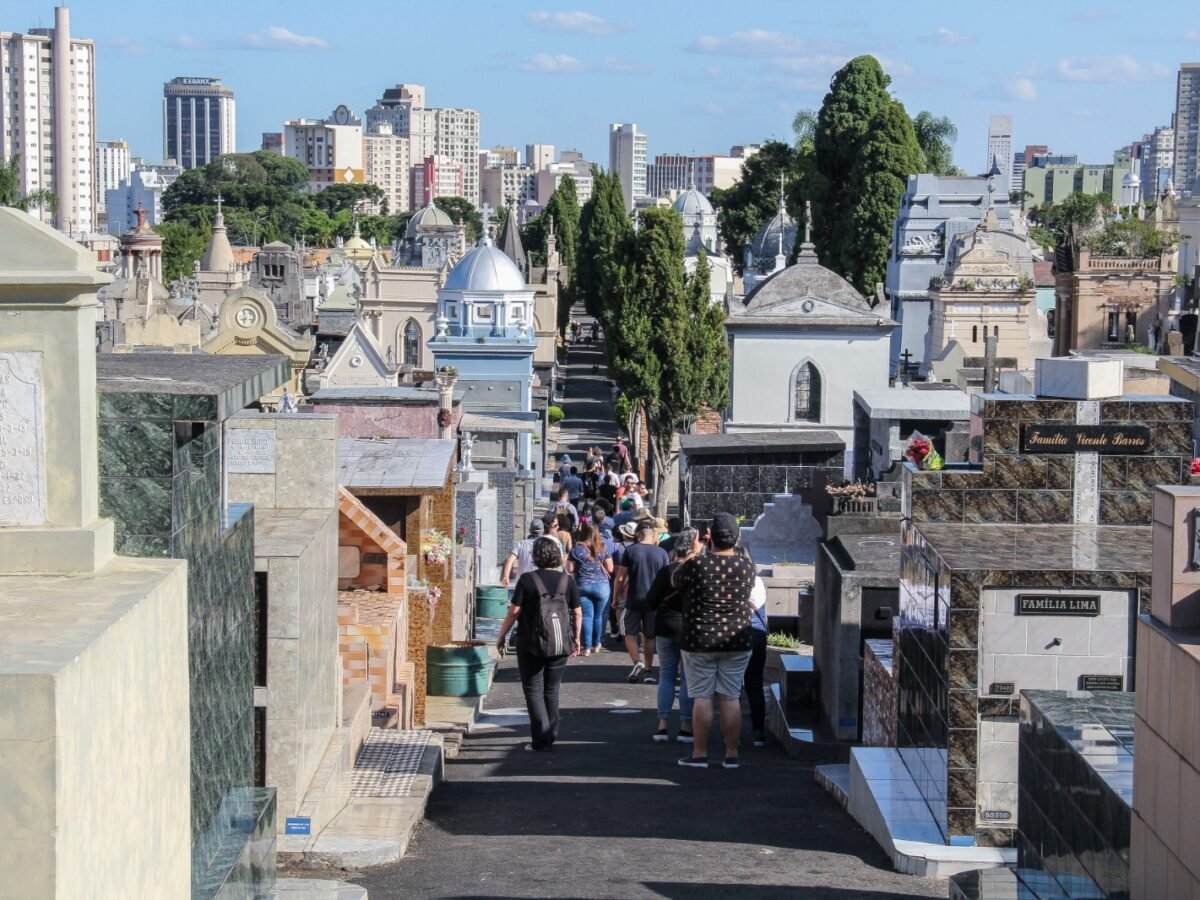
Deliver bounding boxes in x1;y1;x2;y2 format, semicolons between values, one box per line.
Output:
495;445;770;768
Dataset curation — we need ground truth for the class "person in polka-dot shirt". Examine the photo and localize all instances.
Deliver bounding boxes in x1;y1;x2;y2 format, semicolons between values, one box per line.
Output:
673;512;756;769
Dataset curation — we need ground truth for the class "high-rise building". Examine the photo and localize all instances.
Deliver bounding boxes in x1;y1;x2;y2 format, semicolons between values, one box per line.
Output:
1136;126;1175;196
646;154;691;198
525;143;555;171
283;105;363;191
410;155;464;208
106;161;182;236
366;84;479;205
558;150;595;204
0;6;97;231
645;146;759;199
1173;63;1200;194
163;77;236;170
481;146;520;169
481;164;538;211
986;115;1013;187
364;123;411;214
95;140;131;216
609;123;648;211
261;132;283;154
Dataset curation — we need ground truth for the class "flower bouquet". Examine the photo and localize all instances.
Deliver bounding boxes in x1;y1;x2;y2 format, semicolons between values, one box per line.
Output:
422;529;452;566
1191;458;1200;476
427;585;442;606
905;433;944;471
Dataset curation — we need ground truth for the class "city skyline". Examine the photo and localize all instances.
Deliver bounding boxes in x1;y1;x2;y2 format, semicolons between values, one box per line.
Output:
6;0;1196;175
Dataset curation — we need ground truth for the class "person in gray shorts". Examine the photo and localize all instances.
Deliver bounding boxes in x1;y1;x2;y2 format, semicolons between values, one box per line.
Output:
673;512;756;769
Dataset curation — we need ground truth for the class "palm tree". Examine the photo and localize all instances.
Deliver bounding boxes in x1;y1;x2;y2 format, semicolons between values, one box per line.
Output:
0;154;59;214
792;108;818;154
912;112;961;176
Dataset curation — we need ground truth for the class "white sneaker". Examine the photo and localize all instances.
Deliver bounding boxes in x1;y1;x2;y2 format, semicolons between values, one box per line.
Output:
627;661;645;683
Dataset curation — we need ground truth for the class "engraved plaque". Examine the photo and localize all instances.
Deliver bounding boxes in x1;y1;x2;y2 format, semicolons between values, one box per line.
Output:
225;428;276;474
0;352;47;526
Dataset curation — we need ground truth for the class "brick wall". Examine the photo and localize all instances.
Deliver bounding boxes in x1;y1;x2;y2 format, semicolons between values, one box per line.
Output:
407;591;434;725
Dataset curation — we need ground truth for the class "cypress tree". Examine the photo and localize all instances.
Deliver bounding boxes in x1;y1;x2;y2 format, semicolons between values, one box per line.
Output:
576;168;630;324
813;56;893;278
849;100;925;295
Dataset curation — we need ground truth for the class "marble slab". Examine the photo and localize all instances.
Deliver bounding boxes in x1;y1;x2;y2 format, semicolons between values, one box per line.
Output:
0;352;46;526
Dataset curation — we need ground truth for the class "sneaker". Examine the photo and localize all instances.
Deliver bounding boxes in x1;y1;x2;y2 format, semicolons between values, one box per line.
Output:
678;755;709;768
642;671;657;684
752;731;767;748
722;758;741;769
627;661;645;683
677;731;694;744
652;728;669;743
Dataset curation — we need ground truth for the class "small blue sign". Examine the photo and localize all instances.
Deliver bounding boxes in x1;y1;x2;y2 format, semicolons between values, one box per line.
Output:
285;817;311;836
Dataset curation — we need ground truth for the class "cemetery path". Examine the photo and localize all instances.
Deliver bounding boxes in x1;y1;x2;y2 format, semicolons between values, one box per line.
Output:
552;308;620;463
352;647;943;899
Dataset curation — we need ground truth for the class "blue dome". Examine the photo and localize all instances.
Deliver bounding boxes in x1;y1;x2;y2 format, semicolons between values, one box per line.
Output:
443;243;527;292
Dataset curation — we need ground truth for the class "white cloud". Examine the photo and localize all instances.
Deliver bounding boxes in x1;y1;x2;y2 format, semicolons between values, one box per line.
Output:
519;53;647;75
1184;30;1200;42
524;11;631;36
520;53;587;74
773;52;911;79
105;36;149;57
1006;76;1037;101
174;34;204;50
239;26;329;51
1055;54;1166;82
928;27;975;46
690;29;839;57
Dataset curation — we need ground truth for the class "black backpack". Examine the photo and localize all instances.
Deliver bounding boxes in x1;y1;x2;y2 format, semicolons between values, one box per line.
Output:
527;571;573;657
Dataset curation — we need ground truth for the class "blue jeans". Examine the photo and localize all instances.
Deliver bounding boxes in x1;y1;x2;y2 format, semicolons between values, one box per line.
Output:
578;581;610;650
656;635;692;726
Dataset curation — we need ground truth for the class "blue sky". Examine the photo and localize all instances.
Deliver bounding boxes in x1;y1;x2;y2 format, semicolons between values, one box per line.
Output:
12;1;1199;173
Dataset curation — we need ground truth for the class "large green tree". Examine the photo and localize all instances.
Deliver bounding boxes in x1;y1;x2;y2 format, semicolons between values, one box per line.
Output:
813;56;893;277
540;175;581;329
157;221;210;283
576;168;630;320
712;141;804;275
849;100;926;293
605;208;728;511
434;197;482;244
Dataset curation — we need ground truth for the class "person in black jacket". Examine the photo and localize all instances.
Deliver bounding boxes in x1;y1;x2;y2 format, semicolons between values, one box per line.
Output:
495;537;582;752
645;527;702;744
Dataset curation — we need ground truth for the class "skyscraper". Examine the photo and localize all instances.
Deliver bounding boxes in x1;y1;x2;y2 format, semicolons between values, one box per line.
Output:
95;139;131;218
366;84;480;205
987;115;1013;187
609;123;648;212
1174;64;1200;194
163;77;236;170
0;6;97;231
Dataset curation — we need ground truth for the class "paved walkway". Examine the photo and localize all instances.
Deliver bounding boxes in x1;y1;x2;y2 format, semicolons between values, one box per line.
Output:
351;652;943;899
552;309;620;465
352;317;941;899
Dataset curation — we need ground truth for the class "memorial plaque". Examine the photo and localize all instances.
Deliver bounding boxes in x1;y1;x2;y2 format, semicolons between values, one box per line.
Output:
225;428;276;474
1016;594;1100;616
981;810;1012;821
1020;424;1150;454
1080;674;1124;692
0;352;47;526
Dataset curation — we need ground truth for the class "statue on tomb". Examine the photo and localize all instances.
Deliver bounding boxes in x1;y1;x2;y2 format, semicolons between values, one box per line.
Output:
279;387;298;414
459;432;475;472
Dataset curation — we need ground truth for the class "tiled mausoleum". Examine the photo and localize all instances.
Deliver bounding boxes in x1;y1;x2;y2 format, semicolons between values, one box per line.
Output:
891;359;1191;848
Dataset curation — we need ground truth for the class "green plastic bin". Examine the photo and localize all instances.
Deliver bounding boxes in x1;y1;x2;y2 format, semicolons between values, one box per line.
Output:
476;585;511;619
427;641;491;696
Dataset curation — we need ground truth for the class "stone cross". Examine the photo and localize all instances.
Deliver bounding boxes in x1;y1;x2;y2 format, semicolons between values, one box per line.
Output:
215;193;224;215
805;200;812;245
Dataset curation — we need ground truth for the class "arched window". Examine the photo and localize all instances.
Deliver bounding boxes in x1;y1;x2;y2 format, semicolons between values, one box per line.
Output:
972;325;978;343
993;325;999;338
793;362;821;422
402;320;421;366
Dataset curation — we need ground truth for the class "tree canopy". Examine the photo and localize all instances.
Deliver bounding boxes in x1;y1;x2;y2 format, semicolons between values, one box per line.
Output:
576;168;631;319
0;154;58;214
912;111;962;176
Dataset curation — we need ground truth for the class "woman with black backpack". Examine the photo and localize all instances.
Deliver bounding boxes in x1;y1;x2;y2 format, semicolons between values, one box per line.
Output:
495;537;582;752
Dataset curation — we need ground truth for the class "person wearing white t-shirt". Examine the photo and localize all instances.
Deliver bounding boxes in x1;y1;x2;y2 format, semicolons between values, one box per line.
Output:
502;519;546;586
738;544;770;748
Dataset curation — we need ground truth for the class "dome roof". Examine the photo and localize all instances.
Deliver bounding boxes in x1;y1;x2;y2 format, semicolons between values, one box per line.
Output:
201;207;235;273
741;257;870;314
673;188;714;218
443;242;528;292
750;209;798;261
406;202;454;237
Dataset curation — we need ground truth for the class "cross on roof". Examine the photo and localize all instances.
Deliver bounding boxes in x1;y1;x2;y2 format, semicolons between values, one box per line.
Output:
215;193;224;214
479;203;494;243
805;200;812;245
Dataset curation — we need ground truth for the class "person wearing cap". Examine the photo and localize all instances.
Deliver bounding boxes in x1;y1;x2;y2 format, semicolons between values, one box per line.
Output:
501;519;546;587
613;519;670;684
557;454;573;484
674;512;756;769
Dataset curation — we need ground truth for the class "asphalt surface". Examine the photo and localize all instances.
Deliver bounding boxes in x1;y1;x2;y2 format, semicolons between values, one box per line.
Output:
351;652;944;899
352;318;943;898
